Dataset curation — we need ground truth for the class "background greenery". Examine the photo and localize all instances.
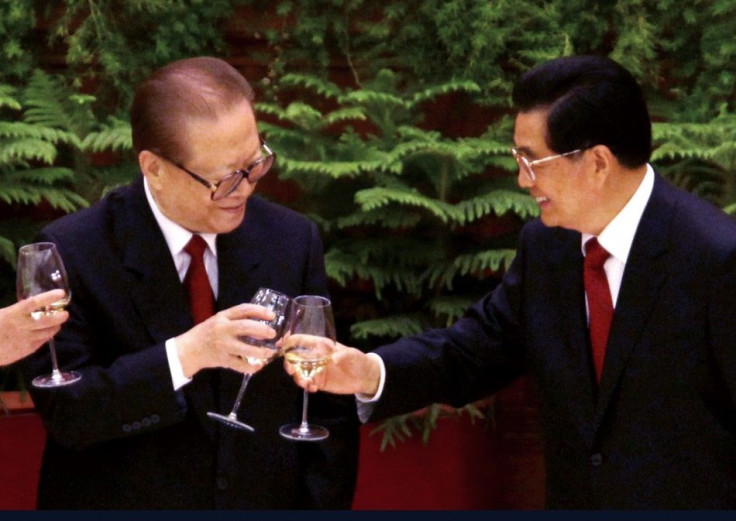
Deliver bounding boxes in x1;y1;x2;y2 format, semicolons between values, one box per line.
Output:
1;0;735;441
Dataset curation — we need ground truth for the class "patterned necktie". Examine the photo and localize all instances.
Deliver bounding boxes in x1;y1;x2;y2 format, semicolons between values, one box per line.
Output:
584;238;613;381
183;235;215;324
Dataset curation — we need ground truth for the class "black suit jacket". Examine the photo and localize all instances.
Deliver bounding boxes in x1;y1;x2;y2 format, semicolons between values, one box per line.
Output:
372;173;736;509
23;177;360;509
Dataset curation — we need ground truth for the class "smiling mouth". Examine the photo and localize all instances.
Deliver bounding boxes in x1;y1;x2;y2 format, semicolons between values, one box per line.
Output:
221;202;246;212
535;196;549;204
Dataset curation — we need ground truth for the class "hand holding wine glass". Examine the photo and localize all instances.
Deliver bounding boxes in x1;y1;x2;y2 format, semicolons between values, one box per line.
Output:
16;242;80;387
0;289;69;366
207;287;290;431
279;295;336;442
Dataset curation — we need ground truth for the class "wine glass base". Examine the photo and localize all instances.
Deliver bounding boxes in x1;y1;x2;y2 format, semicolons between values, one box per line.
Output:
206;411;255;432
32;371;82;388
279;423;329;442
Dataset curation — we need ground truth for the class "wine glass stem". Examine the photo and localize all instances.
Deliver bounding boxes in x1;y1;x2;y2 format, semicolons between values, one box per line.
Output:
299;387;310;431
48;338;64;382
228;374;252;418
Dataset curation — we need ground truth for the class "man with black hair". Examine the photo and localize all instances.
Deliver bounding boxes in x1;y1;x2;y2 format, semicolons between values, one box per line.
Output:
288;55;736;509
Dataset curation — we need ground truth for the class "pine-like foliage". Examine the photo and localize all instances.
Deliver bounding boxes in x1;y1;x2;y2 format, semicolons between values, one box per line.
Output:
2;0;736;443
0;70;90;267
260;71;534;349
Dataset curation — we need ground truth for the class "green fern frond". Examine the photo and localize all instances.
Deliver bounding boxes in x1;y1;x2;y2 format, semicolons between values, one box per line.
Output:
80;117;132;153
427;295;475;326
427;249;517;289
0;183;86;211
339;89;405;109
279;157;398;178
0;84;21;111
0;122;80;146
410;80;482;106
4;166;77;185
282;102;325;130
0;139;58;164
354;186;454;222
350;314;428;340
22;70;96;137
0;235;15;267
324;107;368;126
453;190;539;223
325;248;424;297
278;73;342;99
336;207;421;229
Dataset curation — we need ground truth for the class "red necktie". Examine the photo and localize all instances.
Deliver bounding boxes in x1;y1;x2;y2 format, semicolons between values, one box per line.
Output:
183;235;215;324
584;238;613;381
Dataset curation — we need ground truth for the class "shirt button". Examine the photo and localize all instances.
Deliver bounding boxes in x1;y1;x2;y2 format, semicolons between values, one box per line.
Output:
590;453;603;466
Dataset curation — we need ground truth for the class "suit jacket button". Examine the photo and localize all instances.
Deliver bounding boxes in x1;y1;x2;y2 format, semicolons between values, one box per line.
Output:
217;476;228;490
122;424;131;433
132;421;141;430
590;453;603;466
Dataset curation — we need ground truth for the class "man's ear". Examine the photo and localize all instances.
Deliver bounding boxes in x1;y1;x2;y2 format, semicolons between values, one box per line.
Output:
589;144;616;175
139;150;164;190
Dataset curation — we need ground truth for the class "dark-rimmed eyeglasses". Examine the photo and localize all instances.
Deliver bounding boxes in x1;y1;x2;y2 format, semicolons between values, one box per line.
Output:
161;140;275;200
511;147;583;183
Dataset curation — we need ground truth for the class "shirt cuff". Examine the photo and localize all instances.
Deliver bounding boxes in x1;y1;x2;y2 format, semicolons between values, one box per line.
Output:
355;352;386;423
165;337;192;391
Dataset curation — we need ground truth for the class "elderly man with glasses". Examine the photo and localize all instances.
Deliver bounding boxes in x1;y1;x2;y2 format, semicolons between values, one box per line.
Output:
22;56;360;510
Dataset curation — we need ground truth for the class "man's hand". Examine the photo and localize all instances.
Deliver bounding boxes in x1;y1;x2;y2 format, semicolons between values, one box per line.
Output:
0;289;69;366
282;337;381;397
175;303;277;378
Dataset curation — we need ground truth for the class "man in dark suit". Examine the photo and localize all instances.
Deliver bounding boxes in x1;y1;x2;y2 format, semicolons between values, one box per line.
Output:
287;55;736;509
22;56;359;509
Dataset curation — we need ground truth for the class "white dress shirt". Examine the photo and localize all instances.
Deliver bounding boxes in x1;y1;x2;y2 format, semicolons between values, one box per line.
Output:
357;165;656;422
143;178;218;390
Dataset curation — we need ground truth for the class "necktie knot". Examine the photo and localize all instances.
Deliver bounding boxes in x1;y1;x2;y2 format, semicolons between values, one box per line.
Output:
185;234;208;259
585;238;610;270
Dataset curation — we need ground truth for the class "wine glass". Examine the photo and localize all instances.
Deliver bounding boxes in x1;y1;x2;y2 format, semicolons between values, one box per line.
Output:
16;242;81;388
207;287;290;431
279;294;336;442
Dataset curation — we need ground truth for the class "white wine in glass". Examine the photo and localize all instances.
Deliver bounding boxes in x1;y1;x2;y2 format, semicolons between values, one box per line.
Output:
279;295;335;442
16;242;81;388
207;288;290;431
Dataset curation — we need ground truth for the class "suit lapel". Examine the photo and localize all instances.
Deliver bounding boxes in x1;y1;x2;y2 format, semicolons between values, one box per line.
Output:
593;174;672;426
118;178;223;437
216;218;262;310
551;231;599;443
119;179;192;342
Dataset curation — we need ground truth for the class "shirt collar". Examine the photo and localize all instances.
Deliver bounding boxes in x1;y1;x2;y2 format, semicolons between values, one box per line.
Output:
581;163;655;263
143;177;218;257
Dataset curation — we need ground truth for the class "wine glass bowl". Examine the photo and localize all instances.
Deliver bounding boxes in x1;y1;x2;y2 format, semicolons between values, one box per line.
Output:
16;242;81;388
279;295;335;442
207;287;290;431
283;335;334;380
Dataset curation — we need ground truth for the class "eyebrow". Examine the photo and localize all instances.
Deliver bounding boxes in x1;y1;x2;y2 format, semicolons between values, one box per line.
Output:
513;145;536;158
